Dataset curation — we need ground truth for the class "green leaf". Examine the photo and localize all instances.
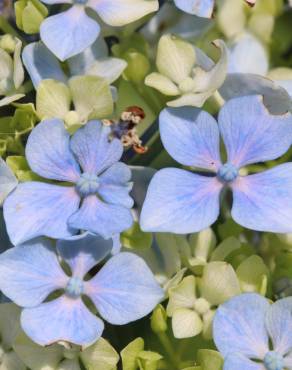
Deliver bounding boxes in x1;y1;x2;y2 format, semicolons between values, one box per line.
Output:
121;338;144;370
121;222;153;250
81;338;119;370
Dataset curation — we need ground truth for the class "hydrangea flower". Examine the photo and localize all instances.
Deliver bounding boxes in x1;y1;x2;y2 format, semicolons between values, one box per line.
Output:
213;293;292;370
173;0;215;18
4;119;134;245
39;0;159;61
141;95;292;234
0;235;164;345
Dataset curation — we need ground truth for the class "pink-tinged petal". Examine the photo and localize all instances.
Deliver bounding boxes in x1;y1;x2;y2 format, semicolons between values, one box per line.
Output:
70;120;123;174
68;195;133;239
21;296;104;346
0;239;68;307
57;233;113;278
26;119;80;182
40;6;100;61
213;293;269;359
160;107;221;171
231;163;292;233
89;0;159;27
4;182;80;245
219;95;292;168
84;252;164;325
140;168;223;233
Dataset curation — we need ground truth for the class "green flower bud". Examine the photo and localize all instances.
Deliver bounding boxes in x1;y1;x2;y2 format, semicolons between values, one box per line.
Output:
123;50;150;84
151;304;168;333
15;0;48;34
0;35;17;54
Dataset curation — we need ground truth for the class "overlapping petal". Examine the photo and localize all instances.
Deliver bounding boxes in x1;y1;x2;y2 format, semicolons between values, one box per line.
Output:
68;195;133;238
219;95;292;167
213;293;269;359
0;158;17;205
26;119;80;182
22;42;67;88
57;233;113;278
231;164;292;233
84;252;164;324
140;168;222;233
0;239;68;307
21;296;104;346
40;6;100;61
89;0;159;27
70;120;123;174
159;107;221;171
174;0;215;18
4;182;80;245
224;353;265;370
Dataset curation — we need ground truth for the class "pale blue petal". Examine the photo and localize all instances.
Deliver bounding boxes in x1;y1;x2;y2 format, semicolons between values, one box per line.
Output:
70;120;123;174
111;234;121;255
22;42;67;88
4;182;80;245
265;297;292;355
213;293;269;359
84;252;164;324
174;0;214;17
40;6;100;61
219;95;292;168
140;168;222;233
21;296;104;346
231;163;292;233
99;163;134;208
26;119;80;182
0;158;17;205
68;195;133;238
159;107;221;171
68;36;108;76
0;239;68;307
224;353;265;370
57;233;113;278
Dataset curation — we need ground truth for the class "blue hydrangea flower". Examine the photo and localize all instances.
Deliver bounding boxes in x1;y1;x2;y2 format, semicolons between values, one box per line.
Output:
173;0;215;17
141;96;292;234
213;293;292;370
40;0;159;61
3;119;134;246
0;235;164;345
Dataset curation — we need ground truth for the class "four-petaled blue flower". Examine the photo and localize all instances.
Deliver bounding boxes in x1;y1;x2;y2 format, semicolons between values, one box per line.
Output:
213;293;292;370
3;119;134;246
141;95;292;234
40;0;159;60
0;235;164;345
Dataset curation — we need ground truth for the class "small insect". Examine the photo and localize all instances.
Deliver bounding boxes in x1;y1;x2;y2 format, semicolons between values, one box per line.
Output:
103;106;148;154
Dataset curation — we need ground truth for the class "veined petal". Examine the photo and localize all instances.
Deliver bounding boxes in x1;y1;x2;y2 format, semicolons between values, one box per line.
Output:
70;120;123;174
224;353;265;370
57;233;113;278
99;163;133;208
140;168;222;233
4;182;80;245
159;107;221;171
172;308;203;338
231;164;292;233
84;252;164;324
85;58;128;84
0;239;68;307
26;119;80;182
265;297;292;355
213;293;269;359
68;195;133;239
89;0;159;27
174;0;215;18
40;6;100;61
219;96;292;167
21;296;104;346
22;42;67;88
145;73;180;96
0;158;17;205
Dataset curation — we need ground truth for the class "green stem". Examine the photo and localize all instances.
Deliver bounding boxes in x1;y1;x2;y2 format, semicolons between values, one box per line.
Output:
156;332;181;370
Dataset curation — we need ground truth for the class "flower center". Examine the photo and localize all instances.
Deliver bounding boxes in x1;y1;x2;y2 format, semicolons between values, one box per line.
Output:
217;163;238;183
76;172;100;197
264;351;284;370
65;277;84;298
